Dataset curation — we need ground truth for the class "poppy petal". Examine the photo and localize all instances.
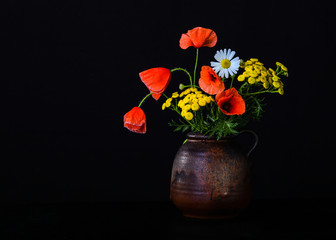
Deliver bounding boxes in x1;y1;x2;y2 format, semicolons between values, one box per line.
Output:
217;96;233;115
179;33;194;50
123;107;147;134
216;88;245;115
199;66;225;95
215;87;238;101
227;95;245;115
179;27;217;49
139;67;171;100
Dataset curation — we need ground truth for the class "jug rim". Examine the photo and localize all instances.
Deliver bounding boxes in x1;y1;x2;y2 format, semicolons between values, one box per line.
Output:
186;132;236;141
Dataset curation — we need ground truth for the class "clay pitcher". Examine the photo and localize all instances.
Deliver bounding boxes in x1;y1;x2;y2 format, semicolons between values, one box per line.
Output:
170;131;258;219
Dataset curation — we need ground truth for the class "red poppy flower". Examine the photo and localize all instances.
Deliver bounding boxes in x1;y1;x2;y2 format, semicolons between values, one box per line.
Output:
139;67;171;100
123;107;146;134
215;88;245;115
179;27;217;49
199;66;225;95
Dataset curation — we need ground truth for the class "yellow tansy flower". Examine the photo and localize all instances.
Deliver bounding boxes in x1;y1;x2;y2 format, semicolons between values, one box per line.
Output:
182;97;189;104
237;74;245;82
183;104;191;111
251;71;258;78
181;109;187;117
259;76;267;83
276;62;283;67
185;112;193;120
205;97;212;103
198;99;206;106
272;76;280;82
172;92;179;98
191;103;200;111
244;70;252;77
278;87;284;95
273;81;281;88
178;100;184;108
248;77;256;84
245;65;253;71
263;81;270;89
261;71;268;77
281;65;288;72
254;65;262;71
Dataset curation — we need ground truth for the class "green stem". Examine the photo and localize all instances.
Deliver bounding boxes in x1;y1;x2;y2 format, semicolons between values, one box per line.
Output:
171;67;193;86
230;75;235;88
246;90;278;96
238;82;248;94
180;85;200;90
171;107;199;132
138;92;153;107
193;48;199;87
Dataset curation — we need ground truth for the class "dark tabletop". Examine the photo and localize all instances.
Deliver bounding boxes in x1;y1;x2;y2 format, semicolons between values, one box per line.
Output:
2;199;336;239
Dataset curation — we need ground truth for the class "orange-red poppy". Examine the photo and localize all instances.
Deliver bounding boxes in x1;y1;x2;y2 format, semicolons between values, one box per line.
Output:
179;27;217;49
215;88;245;115
199;66;225;95
139;67;171;100
123;107;146;133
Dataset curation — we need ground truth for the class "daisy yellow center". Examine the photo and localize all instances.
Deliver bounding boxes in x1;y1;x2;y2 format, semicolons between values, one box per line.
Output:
221;59;231;69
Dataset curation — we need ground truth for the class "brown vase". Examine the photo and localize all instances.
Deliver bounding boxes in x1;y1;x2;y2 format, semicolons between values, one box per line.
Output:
170;130;258;219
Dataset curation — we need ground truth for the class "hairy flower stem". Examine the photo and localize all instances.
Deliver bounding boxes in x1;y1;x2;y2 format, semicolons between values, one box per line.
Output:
138;92;153;107
193;48;199;87
180;85;200;90
171;67;193;86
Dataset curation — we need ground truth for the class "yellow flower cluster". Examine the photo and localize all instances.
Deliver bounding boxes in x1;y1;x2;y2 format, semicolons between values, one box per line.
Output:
238;58;287;95
179;88;214;120
162;87;214;121
276;61;288;77
161;91;179;110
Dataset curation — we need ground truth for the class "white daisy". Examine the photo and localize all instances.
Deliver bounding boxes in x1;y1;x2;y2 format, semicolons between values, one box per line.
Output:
210;49;240;79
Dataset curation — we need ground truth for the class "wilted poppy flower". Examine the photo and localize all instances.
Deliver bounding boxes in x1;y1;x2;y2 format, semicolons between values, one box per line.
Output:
179;27;217;49
139;67;171;100
199;66;225;95
215;88;245;115
123;107;146;133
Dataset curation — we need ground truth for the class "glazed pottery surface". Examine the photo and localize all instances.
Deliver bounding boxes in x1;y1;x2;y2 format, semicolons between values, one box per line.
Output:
170;131;258;219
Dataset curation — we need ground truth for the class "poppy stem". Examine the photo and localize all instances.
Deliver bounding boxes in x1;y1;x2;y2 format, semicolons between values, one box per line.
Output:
179;84;201;90
193;48;199;87
138;92;153;108
171;68;193;86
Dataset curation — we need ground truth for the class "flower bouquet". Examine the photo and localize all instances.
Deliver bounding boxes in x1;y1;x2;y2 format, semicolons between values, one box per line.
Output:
123;27;288;139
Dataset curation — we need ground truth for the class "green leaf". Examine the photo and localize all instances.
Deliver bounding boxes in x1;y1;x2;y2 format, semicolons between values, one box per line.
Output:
182;125;189;132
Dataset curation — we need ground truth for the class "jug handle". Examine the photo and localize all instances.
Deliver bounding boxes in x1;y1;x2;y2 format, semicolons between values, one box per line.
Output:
237;130;259;157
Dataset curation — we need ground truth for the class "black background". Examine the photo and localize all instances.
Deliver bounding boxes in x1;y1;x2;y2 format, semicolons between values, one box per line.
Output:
1;0;335;204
